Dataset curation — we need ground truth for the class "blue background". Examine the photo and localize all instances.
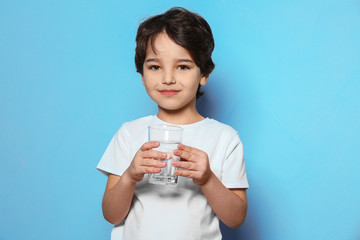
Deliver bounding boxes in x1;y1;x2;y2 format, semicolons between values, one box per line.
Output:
1;0;359;239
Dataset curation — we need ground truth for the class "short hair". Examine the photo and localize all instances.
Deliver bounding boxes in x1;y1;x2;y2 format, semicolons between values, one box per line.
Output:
135;7;215;99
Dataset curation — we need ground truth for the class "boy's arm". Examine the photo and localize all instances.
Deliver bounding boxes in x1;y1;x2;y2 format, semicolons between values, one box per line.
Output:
200;174;247;228
173;144;247;228
102;141;167;225
102;173;136;225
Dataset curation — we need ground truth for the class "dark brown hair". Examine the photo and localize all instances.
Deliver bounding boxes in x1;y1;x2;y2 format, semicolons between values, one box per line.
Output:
135;7;215;98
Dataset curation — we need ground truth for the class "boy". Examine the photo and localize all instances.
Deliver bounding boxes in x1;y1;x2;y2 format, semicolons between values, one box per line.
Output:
97;7;249;240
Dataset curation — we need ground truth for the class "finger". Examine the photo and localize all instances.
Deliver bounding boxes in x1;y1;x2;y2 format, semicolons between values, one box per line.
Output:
141;141;160;151
177;144;198;154
174;149;194;162
144;166;162;174
143;150;167;160
143;158;167;168
177;144;208;159
172;160;193;170
175;169;193;178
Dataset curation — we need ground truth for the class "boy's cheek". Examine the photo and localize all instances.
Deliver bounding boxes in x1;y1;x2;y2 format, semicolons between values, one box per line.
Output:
141;76;145;85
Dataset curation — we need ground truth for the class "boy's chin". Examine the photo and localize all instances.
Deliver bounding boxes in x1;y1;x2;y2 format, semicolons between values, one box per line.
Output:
158;105;180;112
157;103;194;113
157;103;187;112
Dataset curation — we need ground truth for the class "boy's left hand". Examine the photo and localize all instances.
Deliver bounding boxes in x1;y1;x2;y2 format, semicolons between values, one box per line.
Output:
173;144;212;185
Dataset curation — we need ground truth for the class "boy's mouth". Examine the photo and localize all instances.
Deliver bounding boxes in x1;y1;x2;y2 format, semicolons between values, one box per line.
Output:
159;89;180;96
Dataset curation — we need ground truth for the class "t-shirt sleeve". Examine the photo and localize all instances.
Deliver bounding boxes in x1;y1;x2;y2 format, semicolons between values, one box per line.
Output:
96;124;132;177
221;133;249;189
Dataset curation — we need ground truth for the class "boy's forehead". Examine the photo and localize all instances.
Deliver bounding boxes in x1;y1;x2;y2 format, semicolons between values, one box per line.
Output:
145;33;193;60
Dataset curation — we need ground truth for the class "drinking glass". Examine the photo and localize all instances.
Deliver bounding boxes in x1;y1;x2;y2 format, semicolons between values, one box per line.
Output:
148;124;183;185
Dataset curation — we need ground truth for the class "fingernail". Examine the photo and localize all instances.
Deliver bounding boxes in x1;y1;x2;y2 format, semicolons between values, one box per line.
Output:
162;153;167;158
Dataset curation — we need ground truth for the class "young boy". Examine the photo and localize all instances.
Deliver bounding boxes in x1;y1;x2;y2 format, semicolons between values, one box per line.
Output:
97;7;249;240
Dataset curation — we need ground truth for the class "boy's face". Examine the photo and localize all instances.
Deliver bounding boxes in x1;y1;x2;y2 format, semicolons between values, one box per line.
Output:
142;32;208;112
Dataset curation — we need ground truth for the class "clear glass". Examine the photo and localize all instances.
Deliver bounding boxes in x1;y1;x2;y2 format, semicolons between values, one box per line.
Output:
148;124;183;185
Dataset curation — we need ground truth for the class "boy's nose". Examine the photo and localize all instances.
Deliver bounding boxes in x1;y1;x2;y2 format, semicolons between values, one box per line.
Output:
161;70;176;84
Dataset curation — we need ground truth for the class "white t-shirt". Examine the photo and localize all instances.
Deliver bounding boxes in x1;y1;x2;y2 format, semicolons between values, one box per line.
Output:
97;115;249;240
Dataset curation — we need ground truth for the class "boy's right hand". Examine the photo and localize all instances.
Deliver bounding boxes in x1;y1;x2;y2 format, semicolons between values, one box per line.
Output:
124;141;167;184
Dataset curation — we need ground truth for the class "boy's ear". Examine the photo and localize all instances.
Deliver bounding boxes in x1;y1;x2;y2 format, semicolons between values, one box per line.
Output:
200;75;209;86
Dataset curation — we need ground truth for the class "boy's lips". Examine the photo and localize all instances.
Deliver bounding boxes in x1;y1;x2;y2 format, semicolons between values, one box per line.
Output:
159;89;180;96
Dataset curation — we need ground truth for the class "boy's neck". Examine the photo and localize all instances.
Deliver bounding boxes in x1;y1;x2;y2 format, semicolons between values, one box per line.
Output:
156;107;205;125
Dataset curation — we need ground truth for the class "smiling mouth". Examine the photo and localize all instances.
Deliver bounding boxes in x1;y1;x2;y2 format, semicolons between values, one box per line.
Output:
159;90;180;96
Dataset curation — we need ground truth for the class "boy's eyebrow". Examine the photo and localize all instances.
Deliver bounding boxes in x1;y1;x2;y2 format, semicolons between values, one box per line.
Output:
145;58;159;63
144;58;194;63
177;58;194;63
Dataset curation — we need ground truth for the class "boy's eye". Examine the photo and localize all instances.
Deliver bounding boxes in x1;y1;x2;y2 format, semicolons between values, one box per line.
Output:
177;65;190;70
149;65;161;70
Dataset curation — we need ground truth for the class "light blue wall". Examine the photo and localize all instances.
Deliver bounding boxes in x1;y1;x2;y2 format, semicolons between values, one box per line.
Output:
1;0;359;239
